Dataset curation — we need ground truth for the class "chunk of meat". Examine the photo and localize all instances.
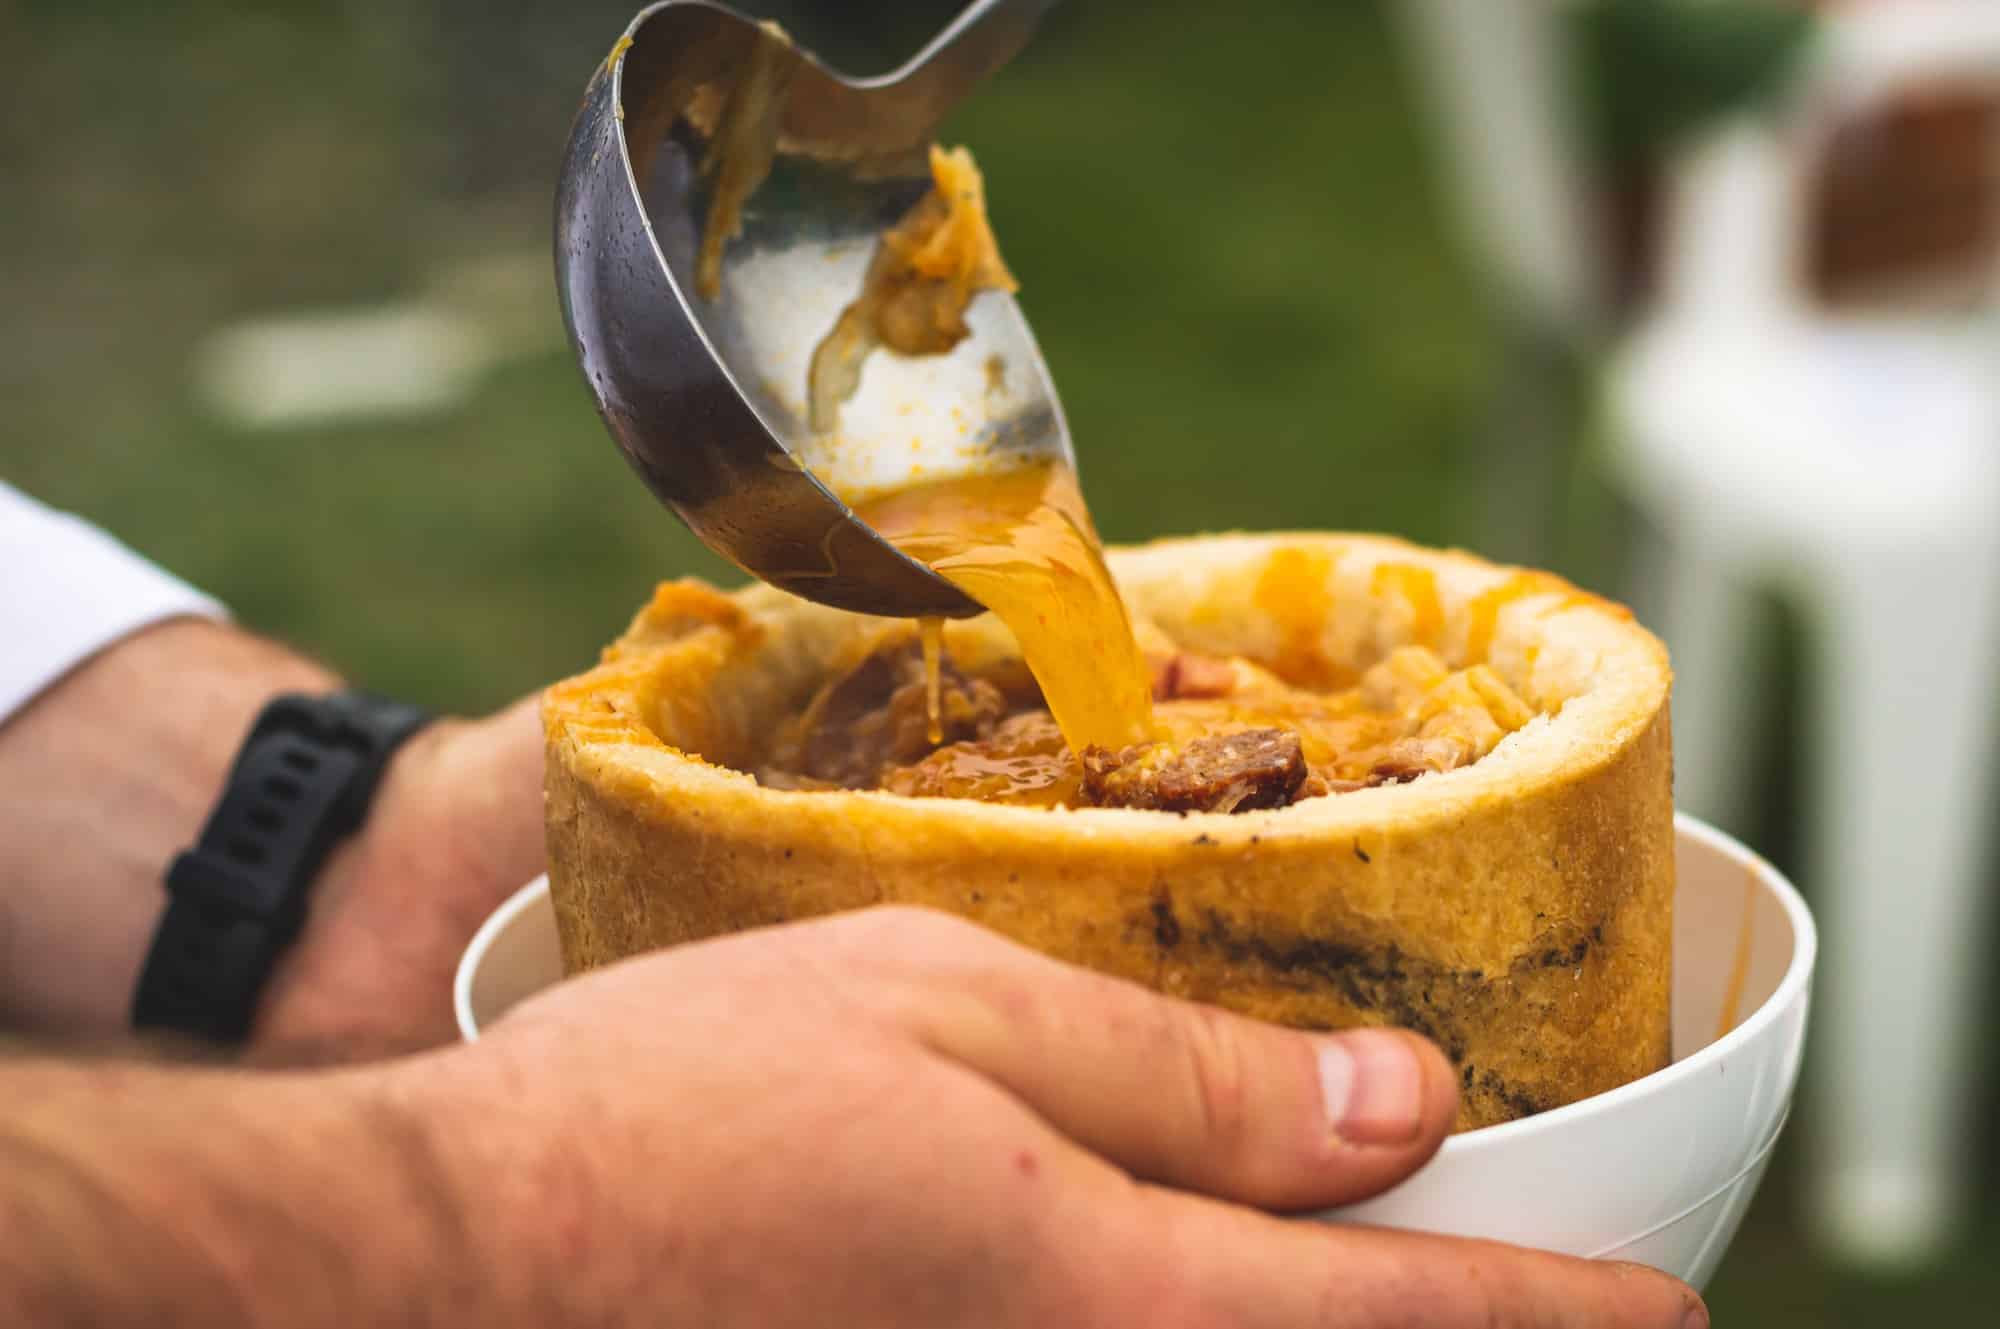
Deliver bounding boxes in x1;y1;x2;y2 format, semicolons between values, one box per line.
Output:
882;711;1079;806
1364;662;1535;787
762;623;1549;808
1152;652;1240;702
1366;734;1480;786
765;636;1005;788
1080;728;1307;814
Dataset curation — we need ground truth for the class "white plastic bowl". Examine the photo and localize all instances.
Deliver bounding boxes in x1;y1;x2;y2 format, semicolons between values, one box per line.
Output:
455;813;1814;1289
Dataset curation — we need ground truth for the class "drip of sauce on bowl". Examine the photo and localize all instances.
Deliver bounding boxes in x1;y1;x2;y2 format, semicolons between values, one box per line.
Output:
1715;867;1760;1041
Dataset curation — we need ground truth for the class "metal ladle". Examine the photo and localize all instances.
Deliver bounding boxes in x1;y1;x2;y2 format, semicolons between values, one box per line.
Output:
556;0;1066;619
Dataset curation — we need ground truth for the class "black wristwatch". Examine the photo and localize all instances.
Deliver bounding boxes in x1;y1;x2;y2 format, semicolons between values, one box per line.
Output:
132;690;432;1043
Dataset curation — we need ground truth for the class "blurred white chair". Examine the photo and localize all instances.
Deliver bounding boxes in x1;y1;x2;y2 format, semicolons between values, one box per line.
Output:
1392;0;1605;567
1607;0;2000;1271
1393;0;1606;335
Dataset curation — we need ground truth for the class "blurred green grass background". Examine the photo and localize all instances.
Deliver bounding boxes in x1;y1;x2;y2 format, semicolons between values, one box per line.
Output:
1;1;1992;1319
1;0;1502;713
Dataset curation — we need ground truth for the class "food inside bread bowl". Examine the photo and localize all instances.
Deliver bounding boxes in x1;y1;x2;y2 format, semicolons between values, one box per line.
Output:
542;533;1676;1130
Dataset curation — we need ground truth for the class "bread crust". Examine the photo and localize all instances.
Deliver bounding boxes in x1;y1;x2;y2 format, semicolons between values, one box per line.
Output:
543;534;1675;1129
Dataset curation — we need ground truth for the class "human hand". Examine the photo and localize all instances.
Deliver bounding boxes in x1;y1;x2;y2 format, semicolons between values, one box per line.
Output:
418;906;1706;1328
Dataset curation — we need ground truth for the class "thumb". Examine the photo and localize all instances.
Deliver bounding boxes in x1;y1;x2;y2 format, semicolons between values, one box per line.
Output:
838;907;1459;1211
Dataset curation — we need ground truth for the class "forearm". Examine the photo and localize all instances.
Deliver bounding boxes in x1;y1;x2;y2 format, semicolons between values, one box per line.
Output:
0;1050;505;1327
0;620;340;1033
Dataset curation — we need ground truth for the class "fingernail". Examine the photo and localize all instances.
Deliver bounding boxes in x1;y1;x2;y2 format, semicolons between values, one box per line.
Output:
1317;1029;1425;1145
1682;1299;1710;1329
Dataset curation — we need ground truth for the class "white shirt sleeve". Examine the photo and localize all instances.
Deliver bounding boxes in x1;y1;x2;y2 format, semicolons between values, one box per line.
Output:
0;480;230;723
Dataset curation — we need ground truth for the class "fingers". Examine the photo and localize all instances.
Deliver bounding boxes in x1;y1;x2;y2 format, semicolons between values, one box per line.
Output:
830;907;1459;1211
1077;1180;1704;1329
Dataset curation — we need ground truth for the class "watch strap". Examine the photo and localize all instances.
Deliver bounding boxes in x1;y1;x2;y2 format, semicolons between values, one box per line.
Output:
132;691;431;1042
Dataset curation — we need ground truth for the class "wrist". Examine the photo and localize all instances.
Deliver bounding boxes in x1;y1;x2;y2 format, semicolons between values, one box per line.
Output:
0;620;339;1034
241;722;453;1060
135;690;434;1048
248;698;545;1062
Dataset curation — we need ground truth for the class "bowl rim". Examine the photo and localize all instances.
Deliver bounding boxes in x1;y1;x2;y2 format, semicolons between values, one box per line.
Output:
454;812;1818;1141
454;871;551;1042
547;535;1674;846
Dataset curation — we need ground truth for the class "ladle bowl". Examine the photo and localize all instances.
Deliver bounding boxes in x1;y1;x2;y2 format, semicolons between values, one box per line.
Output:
556;0;1065;618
